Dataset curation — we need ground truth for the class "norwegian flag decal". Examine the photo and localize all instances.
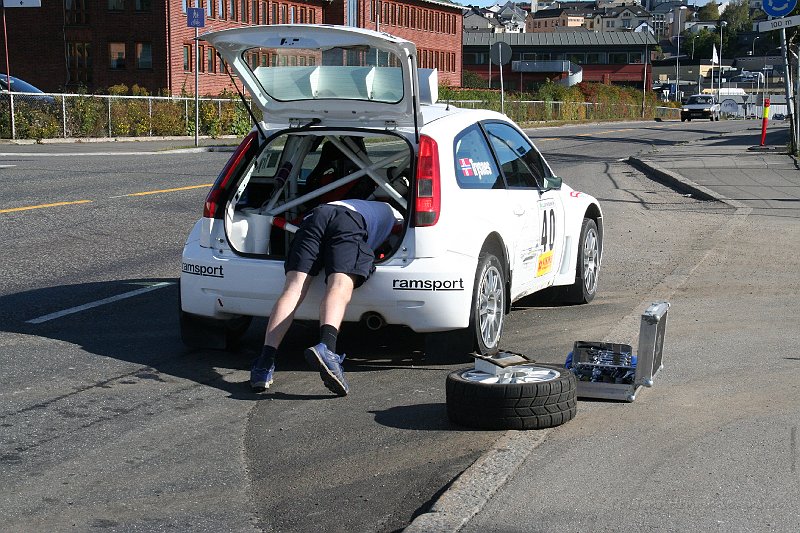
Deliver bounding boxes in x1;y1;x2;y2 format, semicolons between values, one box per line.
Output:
459;158;474;176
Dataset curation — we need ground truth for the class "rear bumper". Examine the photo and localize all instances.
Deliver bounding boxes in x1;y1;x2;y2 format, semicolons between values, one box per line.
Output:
180;242;477;333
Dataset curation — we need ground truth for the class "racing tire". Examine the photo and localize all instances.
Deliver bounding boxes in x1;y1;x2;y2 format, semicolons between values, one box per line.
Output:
446;363;577;430
561;218;600;304
425;252;506;362
680;117;686;122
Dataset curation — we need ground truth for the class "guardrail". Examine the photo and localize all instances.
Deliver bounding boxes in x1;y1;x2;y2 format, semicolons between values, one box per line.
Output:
0;91;680;140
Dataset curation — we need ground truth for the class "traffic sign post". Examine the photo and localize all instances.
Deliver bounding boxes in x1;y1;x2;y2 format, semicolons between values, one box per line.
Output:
756;4;798;154
490;41;511;116
187;7;205;147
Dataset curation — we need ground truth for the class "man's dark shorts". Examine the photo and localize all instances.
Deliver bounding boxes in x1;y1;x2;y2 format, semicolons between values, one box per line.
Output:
285;204;375;288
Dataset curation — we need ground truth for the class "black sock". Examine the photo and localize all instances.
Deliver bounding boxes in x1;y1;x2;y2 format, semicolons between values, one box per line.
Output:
256;345;277;367
320;324;338;353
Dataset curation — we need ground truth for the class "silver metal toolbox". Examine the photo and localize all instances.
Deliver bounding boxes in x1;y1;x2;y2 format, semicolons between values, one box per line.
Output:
570;301;669;402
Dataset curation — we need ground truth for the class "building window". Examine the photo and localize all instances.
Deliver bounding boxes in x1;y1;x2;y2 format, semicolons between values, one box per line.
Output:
205;0;212;17
109;42;126;69
182;0;187;13
261;1;267;23
252;0;259;23
241;0;248;22
67;41;91;84
608;52;628;64
280;4;287;23
135;0;150;10
207;47;216;72
136;42;152;69
218;0;225;18
183;45;192;71
228;0;235;20
108;0;124;10
290;5;295;23
309;9;314;23
65;0;89;24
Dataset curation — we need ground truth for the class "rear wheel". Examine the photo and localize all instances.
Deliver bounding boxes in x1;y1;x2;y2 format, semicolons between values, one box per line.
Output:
425;251;506;361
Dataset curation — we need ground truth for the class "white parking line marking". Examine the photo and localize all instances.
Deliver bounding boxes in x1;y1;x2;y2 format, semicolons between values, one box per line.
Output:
26;282;173;324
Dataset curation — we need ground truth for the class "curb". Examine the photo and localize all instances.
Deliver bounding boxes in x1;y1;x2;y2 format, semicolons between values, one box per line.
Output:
627;157;729;205
404;430;550;532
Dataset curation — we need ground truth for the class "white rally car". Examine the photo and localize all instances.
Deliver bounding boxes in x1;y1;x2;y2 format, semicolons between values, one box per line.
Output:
180;25;603;355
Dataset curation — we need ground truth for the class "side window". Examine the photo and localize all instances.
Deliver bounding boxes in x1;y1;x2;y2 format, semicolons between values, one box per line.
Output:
484;122;548;188
453;124;502;189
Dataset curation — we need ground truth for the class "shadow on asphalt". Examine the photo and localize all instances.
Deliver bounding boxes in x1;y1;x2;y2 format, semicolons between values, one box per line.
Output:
369;402;468;431
0;278;466;400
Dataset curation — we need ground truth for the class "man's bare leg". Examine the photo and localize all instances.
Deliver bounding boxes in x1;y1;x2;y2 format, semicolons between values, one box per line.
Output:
319;272;355;329
263;271;313;349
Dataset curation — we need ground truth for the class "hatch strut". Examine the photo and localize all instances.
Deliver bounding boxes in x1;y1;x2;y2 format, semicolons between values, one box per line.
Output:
218;51;267;142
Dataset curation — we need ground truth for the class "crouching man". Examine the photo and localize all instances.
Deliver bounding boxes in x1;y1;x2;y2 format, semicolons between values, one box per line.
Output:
250;199;402;395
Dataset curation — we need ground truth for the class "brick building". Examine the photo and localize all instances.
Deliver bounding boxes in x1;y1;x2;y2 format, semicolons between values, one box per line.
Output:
0;0;461;95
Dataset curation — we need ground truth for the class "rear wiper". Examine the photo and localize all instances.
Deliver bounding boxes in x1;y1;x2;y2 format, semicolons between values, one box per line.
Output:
218;51;267;143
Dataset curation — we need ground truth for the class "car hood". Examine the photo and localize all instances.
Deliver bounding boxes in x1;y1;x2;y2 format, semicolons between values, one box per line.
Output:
202;25;422;129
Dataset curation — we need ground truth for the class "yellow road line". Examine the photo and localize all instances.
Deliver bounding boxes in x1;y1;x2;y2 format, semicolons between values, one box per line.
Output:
535;137;559;141
124;183;213;197
0;199;92;214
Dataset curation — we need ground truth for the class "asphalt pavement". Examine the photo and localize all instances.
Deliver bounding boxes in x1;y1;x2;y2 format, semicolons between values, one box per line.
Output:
406;124;800;532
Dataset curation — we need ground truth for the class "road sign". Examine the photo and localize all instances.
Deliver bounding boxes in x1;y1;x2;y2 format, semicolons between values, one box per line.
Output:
762;0;797;18
758;13;800;32
490;42;512;66
2;0;42;6
187;7;205;28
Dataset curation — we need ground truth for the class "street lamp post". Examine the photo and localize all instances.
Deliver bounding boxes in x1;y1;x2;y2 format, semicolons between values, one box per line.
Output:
676;33;681;102
718;21;727;100
752;36;760;57
674;7;686;102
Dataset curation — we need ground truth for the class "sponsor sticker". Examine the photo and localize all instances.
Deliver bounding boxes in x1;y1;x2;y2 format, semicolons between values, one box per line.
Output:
392;278;465;291
182;262;224;278
536;250;553;277
569;191;582;198
459;158;493;178
538;198;555;209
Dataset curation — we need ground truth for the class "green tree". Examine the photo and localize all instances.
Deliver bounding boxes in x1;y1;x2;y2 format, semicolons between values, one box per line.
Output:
685;29;719;63
721;0;751;31
697;2;720;21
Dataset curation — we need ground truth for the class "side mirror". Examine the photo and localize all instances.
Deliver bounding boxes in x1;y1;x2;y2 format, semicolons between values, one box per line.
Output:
542;176;562;191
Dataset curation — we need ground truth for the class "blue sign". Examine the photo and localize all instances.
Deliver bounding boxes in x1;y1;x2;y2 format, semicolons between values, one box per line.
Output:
762;0;797;18
187;7;205;28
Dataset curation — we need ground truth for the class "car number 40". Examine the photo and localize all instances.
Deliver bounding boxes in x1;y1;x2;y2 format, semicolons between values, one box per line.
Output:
537;208;556;277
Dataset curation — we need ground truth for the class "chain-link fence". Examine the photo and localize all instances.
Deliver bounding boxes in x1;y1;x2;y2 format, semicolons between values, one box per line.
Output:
0;91;679;140
0;92;256;140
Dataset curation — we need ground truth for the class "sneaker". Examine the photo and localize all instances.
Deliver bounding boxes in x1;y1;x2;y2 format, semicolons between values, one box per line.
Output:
304;343;349;396
250;355;275;392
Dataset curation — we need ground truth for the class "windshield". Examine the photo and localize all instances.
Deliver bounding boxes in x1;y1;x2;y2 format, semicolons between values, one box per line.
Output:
687;96;712;105
244;45;405;104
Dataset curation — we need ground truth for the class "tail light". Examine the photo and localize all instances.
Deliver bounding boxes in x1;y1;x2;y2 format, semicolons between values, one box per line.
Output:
203;130;259;219
414;135;440;227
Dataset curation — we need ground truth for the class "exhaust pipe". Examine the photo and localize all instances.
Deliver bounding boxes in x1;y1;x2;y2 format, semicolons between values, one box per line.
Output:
363;312;386;331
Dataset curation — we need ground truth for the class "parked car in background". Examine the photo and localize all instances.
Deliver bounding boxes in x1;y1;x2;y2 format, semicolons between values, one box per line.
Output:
0;74;55;104
773;113;785;121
